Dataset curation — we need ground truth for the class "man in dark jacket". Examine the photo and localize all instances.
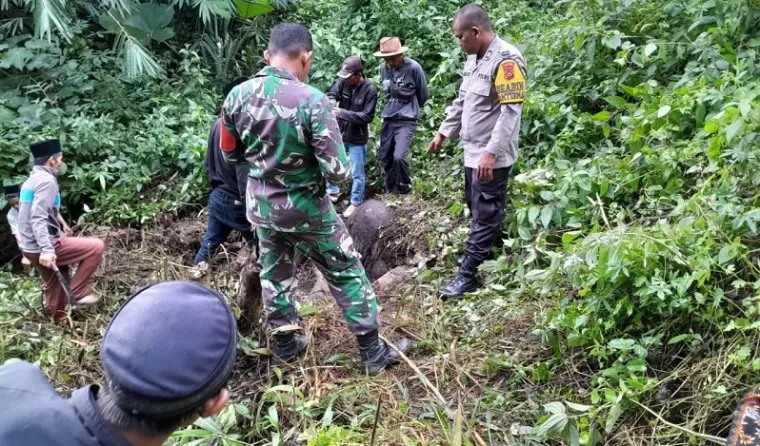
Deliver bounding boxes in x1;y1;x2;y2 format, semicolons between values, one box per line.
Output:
375;37;429;195
325;56;378;218
0;281;237;446
189;77;257;280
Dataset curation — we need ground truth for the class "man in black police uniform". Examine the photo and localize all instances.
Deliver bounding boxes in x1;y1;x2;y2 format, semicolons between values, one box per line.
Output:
0;281;237;445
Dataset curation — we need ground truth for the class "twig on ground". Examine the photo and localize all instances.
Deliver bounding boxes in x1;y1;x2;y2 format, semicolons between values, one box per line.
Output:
370;393;382;446
629;399;725;445
379;334;454;419
472;430;487;446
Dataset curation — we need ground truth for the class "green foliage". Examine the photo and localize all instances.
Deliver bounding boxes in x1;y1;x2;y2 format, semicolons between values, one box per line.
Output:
296;0;760;440
4;0;296;78
1;32;218;224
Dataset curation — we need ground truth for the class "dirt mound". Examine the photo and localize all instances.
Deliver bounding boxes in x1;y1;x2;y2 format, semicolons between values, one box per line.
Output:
345;198;434;280
79;213;247;297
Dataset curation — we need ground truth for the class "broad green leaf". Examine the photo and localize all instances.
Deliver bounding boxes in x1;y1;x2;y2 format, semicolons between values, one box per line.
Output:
600;180;610;196
540;206;553;228
235;0;275;17
268;404;278;425
535;412;568;438
562;231;581;245
193;417;223;434
0;107;17;122
525;269;549;281
518;226;532;241
589;428;603;446
626;359;647;372
704;120;719;134
565;401;591;412
718;245;734;264
585;248;598;267
544;401;566;415
644;42;657;57
657;105;671;118
0;47;33;69
605;403;622;433
592;111;610;121
725;118;743;142
528;206;540;224
603;35;621;49
668;333;697;344
608;338;635;350
567;422;581;446
604;96;628;108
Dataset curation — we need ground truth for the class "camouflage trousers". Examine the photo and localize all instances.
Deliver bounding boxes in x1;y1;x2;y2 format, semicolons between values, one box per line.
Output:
257;211;379;336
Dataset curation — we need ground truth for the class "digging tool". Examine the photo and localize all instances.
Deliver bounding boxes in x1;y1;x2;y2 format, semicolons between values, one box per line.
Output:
52;264;75;307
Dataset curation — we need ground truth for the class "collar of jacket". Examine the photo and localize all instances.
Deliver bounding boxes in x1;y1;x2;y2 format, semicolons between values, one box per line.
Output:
256;66;299;81
32;165;60;179
70;385;133;446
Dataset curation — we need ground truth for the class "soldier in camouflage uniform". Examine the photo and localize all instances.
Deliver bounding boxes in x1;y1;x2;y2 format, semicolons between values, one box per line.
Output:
220;23;410;374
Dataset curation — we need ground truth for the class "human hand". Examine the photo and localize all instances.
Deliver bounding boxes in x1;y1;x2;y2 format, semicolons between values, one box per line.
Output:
62;223;73;236
427;133;446;154
39;252;57;269
477;152;497;182
334;108;342;118
21;256;31;267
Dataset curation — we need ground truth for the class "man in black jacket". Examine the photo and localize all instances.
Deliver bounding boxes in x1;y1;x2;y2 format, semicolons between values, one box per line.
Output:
325;56;378;218
189;77;257;280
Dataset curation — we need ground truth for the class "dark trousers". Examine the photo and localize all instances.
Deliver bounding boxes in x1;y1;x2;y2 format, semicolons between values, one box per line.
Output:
380;120;416;193
464;166;511;262
194;188;256;265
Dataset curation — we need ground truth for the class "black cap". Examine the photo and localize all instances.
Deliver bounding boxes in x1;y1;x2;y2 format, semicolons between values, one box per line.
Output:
337;56;363;79
223;77;249;98
4;185;20;197
101;281;237;418
30;139;61;158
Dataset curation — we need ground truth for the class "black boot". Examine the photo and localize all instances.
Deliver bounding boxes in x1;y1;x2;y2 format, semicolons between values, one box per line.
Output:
357;330;412;375
272;332;308;361
440;256;483;300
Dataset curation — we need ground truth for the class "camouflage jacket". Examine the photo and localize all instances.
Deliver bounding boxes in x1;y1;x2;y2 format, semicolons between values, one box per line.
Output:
221;66;350;231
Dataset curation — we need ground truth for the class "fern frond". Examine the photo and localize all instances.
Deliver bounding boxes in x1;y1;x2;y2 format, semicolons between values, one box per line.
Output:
122;36;161;78
99;0;137;15
33;0;73;41
193;0;236;25
102;8;161;78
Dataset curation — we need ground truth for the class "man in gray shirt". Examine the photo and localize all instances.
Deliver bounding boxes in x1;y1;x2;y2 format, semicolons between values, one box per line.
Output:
428;4;527;299
375;37;429;195
18;139;105;323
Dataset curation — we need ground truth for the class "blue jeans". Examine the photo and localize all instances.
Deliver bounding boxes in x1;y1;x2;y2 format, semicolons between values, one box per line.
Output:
327;144;366;206
194;188;256;265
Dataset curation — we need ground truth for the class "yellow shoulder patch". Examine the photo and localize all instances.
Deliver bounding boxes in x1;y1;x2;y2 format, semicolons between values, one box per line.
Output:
494;59;526;104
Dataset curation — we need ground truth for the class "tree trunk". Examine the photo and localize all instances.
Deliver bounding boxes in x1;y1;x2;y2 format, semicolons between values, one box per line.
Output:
236;256;263;334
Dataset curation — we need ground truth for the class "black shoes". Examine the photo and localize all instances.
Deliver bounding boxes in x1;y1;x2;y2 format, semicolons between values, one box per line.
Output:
272;332;308;361
357;330;412;375
272;330;412;375
440;255;483;300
